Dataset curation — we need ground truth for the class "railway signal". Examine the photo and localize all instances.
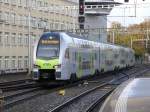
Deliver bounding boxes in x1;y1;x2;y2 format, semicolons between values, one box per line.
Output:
79;0;85;15
78;16;85;23
79;0;85;29
79;24;84;29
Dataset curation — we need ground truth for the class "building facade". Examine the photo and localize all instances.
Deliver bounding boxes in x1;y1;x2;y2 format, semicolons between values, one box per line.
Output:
0;0;78;74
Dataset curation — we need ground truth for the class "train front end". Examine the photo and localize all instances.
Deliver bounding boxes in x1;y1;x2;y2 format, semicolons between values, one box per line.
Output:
33;32;60;80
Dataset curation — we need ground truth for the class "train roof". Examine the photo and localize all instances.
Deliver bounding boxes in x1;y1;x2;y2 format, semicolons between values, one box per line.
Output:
42;32;133;50
99;78;150;112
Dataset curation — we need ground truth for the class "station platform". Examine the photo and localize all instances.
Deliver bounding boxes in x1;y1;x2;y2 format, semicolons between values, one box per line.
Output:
0;73;31;83
99;77;150;112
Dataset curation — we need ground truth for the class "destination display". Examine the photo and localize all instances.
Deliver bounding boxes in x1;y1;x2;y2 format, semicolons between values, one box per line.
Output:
40;39;59;45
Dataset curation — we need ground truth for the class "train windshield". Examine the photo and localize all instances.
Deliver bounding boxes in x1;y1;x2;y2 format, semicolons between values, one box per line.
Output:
36;33;60;59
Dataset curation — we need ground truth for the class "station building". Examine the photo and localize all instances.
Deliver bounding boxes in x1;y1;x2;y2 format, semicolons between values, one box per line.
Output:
0;0;79;73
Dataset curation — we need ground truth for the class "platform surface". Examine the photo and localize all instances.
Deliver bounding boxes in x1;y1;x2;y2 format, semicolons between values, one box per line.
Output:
100;78;150;112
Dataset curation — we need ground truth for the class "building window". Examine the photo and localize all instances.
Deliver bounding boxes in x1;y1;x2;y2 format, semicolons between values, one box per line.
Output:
31;17;37;28
5;32;10;46
11;0;17;5
24;56;28;68
24;34;28;46
4;0;9;4
11;33;16;46
4;56;9;69
11;13;16;24
24;16;28;26
31;0;36;7
18;15;21;25
4;12;9;23
44;2;48;7
11;56;16;69
0;32;3;46
0;11;3;21
25;0;29;7
38;18;43;28
22;16;26;26
37;0;42;7
18;0;22;6
18;56;22;69
24;59;28;68
31;34;36;45
18;33;22;46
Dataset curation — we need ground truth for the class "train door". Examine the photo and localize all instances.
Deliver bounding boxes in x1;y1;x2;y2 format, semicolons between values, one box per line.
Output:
100;45;105;72
93;48;100;74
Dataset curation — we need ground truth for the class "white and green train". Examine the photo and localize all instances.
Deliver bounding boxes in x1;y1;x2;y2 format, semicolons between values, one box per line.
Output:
33;32;135;81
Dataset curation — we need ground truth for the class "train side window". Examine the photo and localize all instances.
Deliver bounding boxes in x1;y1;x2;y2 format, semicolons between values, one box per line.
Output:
65;48;69;59
114;54;119;58
95;53;97;60
75;52;77;61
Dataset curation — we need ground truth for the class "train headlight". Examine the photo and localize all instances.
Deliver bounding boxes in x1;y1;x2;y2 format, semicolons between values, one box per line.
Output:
34;64;41;69
54;64;61;69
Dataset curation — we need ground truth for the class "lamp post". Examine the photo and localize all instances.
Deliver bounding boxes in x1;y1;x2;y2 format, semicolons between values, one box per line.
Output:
131;36;133;49
134;0;137;17
112;30;115;44
28;4;31;75
146;20;149;48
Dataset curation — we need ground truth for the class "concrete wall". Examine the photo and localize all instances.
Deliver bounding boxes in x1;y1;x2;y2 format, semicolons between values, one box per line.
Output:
84;15;107;42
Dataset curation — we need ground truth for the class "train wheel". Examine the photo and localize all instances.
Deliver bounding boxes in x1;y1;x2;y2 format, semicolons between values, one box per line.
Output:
114;66;118;71
101;68;104;73
95;69;100;76
70;73;77;83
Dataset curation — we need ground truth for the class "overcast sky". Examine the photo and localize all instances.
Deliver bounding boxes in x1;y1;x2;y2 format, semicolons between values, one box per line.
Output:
107;0;150;27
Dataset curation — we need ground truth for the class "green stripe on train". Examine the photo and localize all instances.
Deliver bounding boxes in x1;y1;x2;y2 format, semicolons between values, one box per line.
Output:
35;58;59;69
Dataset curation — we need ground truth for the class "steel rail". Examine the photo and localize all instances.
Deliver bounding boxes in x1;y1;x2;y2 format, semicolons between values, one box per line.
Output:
1;83;39;92
85;68;150;112
0;79;33;87
3;90;45;109
85;89;114;112
4;87;42;100
49;82;109;112
49;67;150;112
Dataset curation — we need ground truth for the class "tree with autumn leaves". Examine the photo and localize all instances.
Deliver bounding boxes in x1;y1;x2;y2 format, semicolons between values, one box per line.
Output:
108;19;150;57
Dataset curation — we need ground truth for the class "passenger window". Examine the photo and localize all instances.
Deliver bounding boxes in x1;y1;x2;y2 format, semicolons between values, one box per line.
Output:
95;53;97;60
75;52;77;61
65;48;69;59
114;54;119;58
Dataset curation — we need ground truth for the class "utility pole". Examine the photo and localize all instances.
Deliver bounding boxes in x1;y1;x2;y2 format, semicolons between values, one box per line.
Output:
146;21;149;48
28;3;31;75
112;31;115;44
134;0;137;17
131;36;133;49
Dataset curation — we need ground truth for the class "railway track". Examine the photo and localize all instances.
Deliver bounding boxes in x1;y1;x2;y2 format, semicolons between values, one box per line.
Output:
48;67;150;112
48;73;129;112
3;64;150;111
0;79;43;109
0;79;38;92
3;87;44;109
0;79;32;87
2;79;86;109
85;69;150;112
